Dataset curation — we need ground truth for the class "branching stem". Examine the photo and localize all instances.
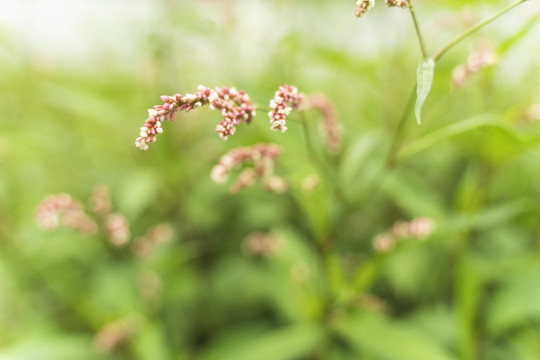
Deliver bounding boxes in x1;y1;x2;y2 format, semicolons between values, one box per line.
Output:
408;2;429;59
432;0;528;62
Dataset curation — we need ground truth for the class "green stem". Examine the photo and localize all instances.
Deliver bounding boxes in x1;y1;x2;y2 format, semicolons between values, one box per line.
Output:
433;0;529;62
408;2;429;59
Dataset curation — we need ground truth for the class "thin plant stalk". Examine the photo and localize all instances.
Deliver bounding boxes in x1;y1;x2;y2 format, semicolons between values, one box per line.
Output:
432;0;529;62
408;2;429;59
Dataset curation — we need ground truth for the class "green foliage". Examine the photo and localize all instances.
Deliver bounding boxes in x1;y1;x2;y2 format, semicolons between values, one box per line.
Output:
1;0;540;359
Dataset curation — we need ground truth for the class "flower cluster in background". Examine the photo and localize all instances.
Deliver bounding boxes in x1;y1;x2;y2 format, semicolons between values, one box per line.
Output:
451;49;498;88
373;216;436;252
385;0;409;8
354;0;375;18
242;231;282;257
268;84;304;133
135;85;256;150
36;194;98;235
306;93;343;154
94;315;143;354
36;185;173;252
132;224;174;258
210;143;286;193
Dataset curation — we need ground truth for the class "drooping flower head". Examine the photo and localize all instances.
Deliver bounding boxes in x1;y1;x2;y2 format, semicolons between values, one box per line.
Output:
105;213;131;247
306;94;343;154
373;216;436;252
354;0;375;18
451;50;498;88
385;0;409;8
36;193;98;235
268;84;303;133
135;86;256;150
210;143;286;193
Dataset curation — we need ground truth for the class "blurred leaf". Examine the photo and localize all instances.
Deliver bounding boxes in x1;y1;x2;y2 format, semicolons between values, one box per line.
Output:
0;336;98;360
415;58;435;125
201;322;324;360
131;323;171;360
383;168;446;217
487;262;540;336
507;327;540;360
335;312;459;360
338;131;385;198
455;255;481;360
116;170;162;219
397;114;521;161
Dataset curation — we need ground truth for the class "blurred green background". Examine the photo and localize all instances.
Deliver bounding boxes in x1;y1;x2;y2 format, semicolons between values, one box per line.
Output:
2;0;540;359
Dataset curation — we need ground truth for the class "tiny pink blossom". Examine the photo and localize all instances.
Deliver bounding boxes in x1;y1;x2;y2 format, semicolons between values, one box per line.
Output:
132;224;174;258
268;84;303;133
306;94;342;154
242;231;281;257
210;143;285;193
36;194;98;235
386;0;409;8
135;85;256;150
354;0;374;18
105;213;131;247
89;184;112;216
94;315;142;354
451;50;498;88
373;216;436;252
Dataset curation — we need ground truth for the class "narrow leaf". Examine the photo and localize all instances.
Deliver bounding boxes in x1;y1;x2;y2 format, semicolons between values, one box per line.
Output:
415;58;435;125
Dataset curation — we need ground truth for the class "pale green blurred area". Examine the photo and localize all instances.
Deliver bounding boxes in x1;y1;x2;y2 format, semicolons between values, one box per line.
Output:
1;0;540;359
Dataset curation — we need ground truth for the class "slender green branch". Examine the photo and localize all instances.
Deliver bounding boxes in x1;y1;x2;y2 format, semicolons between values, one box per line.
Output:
433;0;529;62
386;85;417;167
408;2;429;59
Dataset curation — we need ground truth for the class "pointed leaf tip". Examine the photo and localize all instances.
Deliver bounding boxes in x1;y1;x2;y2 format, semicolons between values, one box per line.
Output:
415;58;435;125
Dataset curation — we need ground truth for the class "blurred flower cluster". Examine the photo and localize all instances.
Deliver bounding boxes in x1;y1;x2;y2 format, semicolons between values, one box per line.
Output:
210;143;287;193
373;216;436;252
268;84;304;133
354;0;375;18
36;193;98;235
306;93;343;154
136;85;256;150
451;49;498;88
36;185;173;254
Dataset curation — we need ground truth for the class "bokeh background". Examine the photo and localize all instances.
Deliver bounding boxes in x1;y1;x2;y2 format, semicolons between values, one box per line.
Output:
2;0;540;359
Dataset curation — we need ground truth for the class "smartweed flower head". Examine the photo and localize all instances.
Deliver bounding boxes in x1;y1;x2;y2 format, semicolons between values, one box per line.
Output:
242;231;281;257
386;0;409;8
94;315;142;354
136;86;256;150
451;50;498;88
354;0;375;18
36;194;98;235
373;216;436;252
306;94;343;154
132;224;174;257
105;213;131;247
210;143;285;193
268;85;303;133
89;184;112;216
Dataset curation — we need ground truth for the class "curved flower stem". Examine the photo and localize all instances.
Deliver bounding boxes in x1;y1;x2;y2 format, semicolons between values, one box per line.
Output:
408;1;429;59
432;0;529;62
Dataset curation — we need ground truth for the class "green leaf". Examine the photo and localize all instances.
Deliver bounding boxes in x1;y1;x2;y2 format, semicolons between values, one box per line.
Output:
415;58;435;125
335;312;459;360
487;263;540;336
0;336;98;360
397;114;516;161
201;323;324;360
